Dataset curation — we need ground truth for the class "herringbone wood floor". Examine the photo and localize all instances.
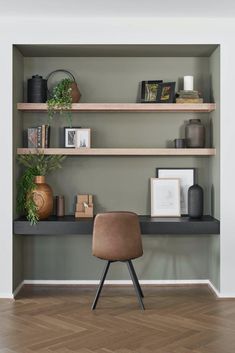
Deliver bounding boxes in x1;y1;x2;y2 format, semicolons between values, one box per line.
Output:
0;285;235;353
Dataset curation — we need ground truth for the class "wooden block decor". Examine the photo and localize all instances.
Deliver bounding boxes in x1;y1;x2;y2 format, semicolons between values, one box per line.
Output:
75;194;93;218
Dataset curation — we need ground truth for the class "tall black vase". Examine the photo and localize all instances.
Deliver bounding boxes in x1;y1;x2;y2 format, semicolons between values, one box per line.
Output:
188;184;203;218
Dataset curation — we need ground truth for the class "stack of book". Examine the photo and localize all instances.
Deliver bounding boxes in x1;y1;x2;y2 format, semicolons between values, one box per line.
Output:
27;125;50;148
176;90;203;104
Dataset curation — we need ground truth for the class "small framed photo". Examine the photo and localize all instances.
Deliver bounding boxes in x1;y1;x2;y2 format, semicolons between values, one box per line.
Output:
64;127;81;148
156;82;176;103
141;80;163;103
156;168;195;215
75;128;91;148
151;178;181;217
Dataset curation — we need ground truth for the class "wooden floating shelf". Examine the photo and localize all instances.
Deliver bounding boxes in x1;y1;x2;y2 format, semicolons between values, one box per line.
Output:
17;103;216;113
17;148;216;156
13;215;220;235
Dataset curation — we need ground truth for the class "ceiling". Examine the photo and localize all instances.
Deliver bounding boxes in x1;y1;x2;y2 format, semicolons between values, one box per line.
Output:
16;44;218;57
1;0;235;18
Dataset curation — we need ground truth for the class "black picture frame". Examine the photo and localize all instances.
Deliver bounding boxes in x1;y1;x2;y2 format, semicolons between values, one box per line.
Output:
64;127;81;148
141;80;163;103
156;168;196;215
156;82;176;103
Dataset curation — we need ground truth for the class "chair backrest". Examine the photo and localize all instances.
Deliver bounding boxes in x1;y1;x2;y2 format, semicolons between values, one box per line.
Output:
92;212;143;261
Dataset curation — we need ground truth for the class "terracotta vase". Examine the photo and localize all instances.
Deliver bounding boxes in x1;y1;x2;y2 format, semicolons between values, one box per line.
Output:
32;176;53;220
70;82;81;103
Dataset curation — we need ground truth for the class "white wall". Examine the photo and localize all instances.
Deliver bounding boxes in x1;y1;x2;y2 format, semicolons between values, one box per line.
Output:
0;17;234;297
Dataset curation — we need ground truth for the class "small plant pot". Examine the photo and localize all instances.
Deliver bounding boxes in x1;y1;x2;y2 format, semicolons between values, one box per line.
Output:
32;176;53;220
70;81;81;103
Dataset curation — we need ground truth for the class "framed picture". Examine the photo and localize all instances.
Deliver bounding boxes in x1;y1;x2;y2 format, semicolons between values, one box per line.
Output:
75;128;91;148
141;80;163;103
151;178;181;217
156;168;195;215
64;127;81;148
156;82;176;103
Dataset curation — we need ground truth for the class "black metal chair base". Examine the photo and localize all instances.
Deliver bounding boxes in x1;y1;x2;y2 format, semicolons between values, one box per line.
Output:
91;260;145;310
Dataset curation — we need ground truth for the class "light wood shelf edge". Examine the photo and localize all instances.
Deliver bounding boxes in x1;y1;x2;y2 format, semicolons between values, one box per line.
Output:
17;103;216;113
17;148;216;156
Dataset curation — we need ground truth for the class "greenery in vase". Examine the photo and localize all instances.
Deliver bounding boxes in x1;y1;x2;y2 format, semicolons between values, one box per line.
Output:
17;152;66;225
47;78;73;125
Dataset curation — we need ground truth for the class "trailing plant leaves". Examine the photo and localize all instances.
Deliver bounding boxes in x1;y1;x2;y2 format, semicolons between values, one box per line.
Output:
47;78;73;126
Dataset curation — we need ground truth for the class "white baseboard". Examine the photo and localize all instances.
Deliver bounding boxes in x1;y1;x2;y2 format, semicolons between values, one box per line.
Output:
13;281;24;298
207;281;220;297
22;279;221;297
23;279;209;286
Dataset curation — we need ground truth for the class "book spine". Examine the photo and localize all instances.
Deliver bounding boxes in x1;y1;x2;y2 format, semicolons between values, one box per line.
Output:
45;125;50;148
176;98;203;103
41;125;45;148
37;126;42;148
27;127;38;148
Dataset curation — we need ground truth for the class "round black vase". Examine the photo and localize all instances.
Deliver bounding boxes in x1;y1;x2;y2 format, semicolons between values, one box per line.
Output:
27;75;47;103
188;184;203;218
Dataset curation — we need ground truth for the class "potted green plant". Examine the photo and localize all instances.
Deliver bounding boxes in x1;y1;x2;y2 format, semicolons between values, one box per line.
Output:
46;70;81;125
17;152;66;225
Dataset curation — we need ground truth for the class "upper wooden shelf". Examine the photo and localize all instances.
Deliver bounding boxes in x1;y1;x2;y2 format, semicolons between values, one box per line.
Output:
17;103;216;113
17;148;216;156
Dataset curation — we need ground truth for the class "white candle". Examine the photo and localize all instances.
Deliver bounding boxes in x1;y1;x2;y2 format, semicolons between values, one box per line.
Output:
184;76;194;91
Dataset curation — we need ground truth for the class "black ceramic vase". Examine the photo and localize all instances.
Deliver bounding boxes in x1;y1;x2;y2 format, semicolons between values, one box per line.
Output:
28;75;47;103
188;184;203;218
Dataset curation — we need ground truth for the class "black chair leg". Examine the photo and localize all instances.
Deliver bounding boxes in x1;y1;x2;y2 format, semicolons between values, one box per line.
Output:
92;260;111;310
126;260;145;310
127;260;144;298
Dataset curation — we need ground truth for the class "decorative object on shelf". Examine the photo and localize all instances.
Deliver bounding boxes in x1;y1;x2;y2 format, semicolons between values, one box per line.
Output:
183;76;194;91
32;176;53;220
75;194;93;218
56;195;65;217
16;152;66;225
75;128;91;148
27;74;47;103
46;69;81;125
140;80;163;102
176;76;203;103
151;178;180;217
176;90;203;104
156;82;176;103
188;184;204;218
64;127;81;148
27;125;50;148
156;168;195;215
174;138;186;148
185;119;205;148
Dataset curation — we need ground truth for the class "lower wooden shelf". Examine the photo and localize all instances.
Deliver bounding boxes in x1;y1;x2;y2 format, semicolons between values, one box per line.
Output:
13;215;220;235
17;148;216;156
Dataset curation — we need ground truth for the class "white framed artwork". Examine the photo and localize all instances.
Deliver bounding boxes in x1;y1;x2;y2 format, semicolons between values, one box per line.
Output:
151;178;181;217
75;128;91;148
156;168;195;214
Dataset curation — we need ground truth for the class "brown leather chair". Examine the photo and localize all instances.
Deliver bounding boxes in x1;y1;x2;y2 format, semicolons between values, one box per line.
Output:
92;212;144;310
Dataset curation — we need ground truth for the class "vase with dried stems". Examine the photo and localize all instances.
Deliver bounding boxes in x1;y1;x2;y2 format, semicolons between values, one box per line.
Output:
17;152;66;225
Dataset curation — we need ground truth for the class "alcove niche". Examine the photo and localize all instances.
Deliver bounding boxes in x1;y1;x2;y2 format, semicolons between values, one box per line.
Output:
12;44;220;292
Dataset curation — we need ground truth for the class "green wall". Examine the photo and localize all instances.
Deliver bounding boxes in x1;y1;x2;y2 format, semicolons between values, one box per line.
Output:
24;234;211;281
12;50;220;286
208;46;220;289
13;47;24;290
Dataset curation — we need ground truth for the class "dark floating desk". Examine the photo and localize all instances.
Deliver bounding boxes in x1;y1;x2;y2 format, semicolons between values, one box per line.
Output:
14;215;220;235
